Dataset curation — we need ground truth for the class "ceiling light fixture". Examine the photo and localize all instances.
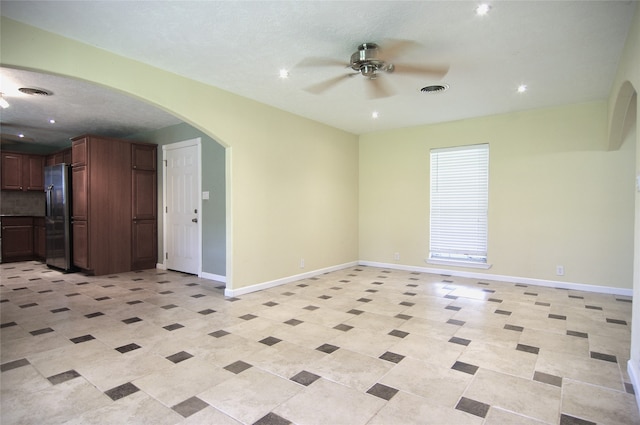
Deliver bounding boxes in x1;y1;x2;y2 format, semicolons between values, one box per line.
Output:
49;119;56;124
18;133;25;138
476;3;491;16
517;84;528;93
279;69;289;79
0;93;9;109
372;111;379;119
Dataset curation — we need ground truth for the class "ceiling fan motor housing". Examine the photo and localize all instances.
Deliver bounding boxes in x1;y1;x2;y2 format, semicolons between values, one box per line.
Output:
350;43;390;77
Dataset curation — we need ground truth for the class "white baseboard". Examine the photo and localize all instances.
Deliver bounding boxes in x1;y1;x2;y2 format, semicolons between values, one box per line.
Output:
156;263;166;270
200;271;226;283
224;261;359;297
358;261;633;297
628;360;640;411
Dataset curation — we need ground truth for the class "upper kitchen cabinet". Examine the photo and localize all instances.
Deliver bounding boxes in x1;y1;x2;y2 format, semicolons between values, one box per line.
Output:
46;148;72;166
71;135;157;275
1;152;44;191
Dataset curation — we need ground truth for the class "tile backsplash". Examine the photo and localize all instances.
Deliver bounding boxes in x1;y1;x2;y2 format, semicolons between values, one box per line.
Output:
1;191;46;216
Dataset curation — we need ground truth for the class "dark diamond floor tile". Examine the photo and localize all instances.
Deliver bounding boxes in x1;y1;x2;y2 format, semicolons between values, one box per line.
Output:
51;307;70;313
445;305;461;311
333;323;354;332
366;383;399;401
524;292;538;296
399;301;415;307
318;295;332;300
590;351;617;363
191;294;206;298
199;309;216;315
449;336;471;346
379;351;405;364
396;313;413;321
488;298;503;303
316;343;339;354
226;297;241;302
625;382;635;395
186;282;199;286
1;322;17;329
549;314;567;320
504;324;524;332
127;300;143;305
282;292;295;296
264;301;279;307
209;330;230;338
259;336;282;346
122;317;142;324
447;319;465;326
167;351;194;364
290;370;321;386
115;343;141;354
95;296;111;301
347;309;364;315
224;360;252;374
1;358;30;372
567;330;588;338
240;314;257;320
455;397;490;418
516;344;540;355
451;361;479;375
560;413;596;425
48;369;81;385
533;371;562;387
159;291;174;295
105;382;139;401
495;309;512;316
568;295;584;299
606;318;628;325
357;298;372;303
388;329;409;338
303;305;319;311
284;319;303;326
585;305;603;310
444;295;458;300
253;412;291;425
85;312;104;318
161;304;178;309
70;334;95;344
19;303;38;308
164;323;184;331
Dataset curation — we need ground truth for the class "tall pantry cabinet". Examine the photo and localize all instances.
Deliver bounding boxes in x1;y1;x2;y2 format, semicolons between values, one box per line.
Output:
71;135;157;275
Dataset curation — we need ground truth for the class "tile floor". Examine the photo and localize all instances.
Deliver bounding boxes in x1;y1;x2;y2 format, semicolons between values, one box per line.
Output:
1;261;638;425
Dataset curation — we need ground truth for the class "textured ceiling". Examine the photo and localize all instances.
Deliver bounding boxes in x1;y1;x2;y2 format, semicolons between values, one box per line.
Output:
0;0;637;149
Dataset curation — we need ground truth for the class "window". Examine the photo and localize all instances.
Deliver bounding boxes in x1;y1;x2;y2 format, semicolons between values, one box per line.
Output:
429;144;489;267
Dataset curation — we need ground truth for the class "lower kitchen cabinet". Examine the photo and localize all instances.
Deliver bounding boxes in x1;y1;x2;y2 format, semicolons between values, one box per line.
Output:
33;217;46;259
1;217;35;262
132;219;157;270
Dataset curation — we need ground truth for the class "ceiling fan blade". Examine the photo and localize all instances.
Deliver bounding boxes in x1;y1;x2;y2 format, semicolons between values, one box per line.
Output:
391;63;450;79
379;39;421;61
367;75;393;99
296;57;349;68
304;74;354;95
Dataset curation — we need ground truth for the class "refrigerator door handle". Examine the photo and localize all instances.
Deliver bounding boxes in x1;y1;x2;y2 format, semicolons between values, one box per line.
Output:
46;185;54;217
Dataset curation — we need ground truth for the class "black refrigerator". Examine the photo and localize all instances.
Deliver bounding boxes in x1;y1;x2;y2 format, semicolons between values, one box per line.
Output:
44;164;73;271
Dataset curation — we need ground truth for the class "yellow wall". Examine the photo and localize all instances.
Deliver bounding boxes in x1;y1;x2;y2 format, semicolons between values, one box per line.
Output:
360;101;635;288
0;17;360;290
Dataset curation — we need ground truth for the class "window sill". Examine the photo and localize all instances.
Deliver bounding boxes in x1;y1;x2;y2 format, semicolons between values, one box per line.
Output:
427;258;492;269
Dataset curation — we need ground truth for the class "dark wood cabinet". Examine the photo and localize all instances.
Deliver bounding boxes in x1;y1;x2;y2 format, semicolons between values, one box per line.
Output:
46;148;72;167
1;217;34;262
1;152;45;191
70;136;157;275
33;217;45;259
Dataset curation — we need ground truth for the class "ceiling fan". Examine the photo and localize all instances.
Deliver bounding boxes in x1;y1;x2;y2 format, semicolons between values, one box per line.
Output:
298;40;449;98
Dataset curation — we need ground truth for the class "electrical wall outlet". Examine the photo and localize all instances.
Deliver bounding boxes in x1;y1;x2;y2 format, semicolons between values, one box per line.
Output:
556;265;565;276
300;258;305;268
394;252;400;261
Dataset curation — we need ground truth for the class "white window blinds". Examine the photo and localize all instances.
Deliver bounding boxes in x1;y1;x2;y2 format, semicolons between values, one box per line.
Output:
430;144;489;263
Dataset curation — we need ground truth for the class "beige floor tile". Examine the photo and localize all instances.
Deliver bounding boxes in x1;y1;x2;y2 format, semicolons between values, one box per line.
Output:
368;391;483;425
179;406;242;424
463;368;561;424
273;378;386;425
519;328;589;357
327;327;399;358
483;407;551;425
561;379;640;425
389;333;465;367
198;367;303;424
379;356;472;407
242;340;326;379
457;340;538;379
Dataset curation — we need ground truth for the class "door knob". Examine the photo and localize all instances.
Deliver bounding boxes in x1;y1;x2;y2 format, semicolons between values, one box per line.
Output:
192;218;198;223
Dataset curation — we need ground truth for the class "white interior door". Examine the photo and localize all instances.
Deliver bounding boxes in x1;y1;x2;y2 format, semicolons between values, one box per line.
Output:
164;140;201;275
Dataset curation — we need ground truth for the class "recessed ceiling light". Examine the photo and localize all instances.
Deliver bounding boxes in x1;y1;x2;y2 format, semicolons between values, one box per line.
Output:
517;84;528;93
49;119;56;124
279;69;289;79
372;111;379;119
18;133;25;138
476;3;491;16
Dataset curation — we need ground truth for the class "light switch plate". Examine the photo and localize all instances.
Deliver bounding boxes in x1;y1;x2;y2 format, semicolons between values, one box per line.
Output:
202;191;210;200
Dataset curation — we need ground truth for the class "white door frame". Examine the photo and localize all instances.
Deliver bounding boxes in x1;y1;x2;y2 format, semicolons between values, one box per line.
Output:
162;138;202;276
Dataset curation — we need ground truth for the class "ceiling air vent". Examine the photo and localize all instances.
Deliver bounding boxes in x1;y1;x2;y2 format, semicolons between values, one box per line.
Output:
19;87;53;96
420;84;449;94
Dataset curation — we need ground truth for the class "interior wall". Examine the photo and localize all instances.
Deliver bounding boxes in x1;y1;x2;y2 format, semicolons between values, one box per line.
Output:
360;101;635;289
127;123;226;277
0;17;360;290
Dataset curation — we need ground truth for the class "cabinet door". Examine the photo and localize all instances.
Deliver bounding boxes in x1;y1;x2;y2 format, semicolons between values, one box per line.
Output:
1;152;23;190
34;223;46;259
132;143;156;171
2;224;34;261
72;165;88;221
25;155;44;191
132;169;157;220
72;220;89;269
132;219;157;270
72;139;87;166
63;149;72;165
